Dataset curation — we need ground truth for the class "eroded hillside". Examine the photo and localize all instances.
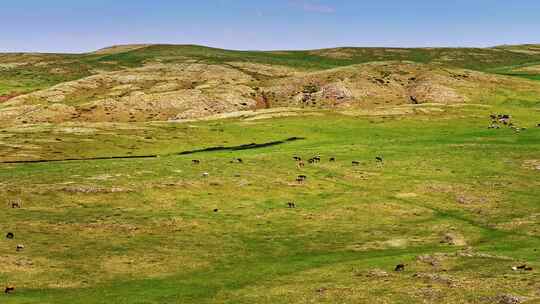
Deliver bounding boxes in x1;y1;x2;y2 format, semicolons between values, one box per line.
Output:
1;44;540;126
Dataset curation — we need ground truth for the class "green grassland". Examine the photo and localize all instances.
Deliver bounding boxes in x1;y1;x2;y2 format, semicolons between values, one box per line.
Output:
1;100;539;303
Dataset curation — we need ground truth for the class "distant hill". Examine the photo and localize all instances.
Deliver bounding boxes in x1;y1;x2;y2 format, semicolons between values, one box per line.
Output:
91;44;152;55
1;44;540;126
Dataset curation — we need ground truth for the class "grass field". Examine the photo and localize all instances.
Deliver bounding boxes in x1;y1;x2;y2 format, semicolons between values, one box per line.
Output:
1;100;539;303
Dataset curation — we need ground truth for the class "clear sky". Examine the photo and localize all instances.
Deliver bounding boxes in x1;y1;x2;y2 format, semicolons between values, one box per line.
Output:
1;0;539;53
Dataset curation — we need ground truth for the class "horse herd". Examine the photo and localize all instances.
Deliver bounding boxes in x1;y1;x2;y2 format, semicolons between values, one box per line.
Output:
190;154;384;209
190;154;384;184
293;155;383;183
488;114;529;133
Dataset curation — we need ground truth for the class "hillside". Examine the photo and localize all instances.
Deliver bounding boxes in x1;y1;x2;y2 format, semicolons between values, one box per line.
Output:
1;44;540;126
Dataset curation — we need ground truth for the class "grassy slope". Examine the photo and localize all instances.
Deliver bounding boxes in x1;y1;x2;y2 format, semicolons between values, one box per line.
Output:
0;54;124;96
92;44;540;71
481;45;540;81
1;100;539;303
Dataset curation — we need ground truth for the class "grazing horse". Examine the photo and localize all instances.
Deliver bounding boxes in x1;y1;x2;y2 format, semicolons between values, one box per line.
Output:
16;244;24;252
9;199;21;209
296;175;307;183
4;286;15;294
313;156;321;163
394;264;405;272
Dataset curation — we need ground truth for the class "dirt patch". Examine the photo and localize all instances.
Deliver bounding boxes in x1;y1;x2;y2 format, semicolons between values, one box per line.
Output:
0;92;22;103
384;238;408;247
422;182;495;206
363;268;390;278
61;185;132;194
453;248;514;261
523;160;540;171
440;232;467;246
490;294;527;304
0;255;46;274
412;272;460;287
395;192;418;198
409;81;466;104
347;237;428;251
416;254;443;267
456;194;488;205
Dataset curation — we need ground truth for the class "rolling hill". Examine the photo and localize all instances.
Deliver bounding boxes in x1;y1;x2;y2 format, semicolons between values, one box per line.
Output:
1;44;540;126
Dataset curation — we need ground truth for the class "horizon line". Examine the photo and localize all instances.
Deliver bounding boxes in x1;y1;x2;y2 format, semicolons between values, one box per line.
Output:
1;42;539;55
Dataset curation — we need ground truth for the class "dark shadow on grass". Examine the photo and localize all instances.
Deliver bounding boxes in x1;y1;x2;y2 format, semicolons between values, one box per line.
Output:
177;137;305;155
0;155;158;164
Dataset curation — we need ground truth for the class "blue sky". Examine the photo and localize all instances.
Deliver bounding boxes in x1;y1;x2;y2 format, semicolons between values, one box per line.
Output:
1;0;539;53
